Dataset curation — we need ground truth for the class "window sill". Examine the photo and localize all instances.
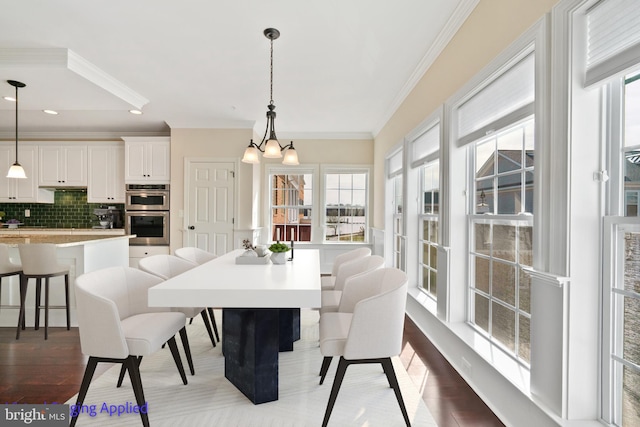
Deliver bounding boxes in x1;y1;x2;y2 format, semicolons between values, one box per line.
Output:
407;287;531;396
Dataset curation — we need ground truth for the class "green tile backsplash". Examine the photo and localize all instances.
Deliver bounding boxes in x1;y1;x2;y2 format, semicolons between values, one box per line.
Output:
0;190;124;229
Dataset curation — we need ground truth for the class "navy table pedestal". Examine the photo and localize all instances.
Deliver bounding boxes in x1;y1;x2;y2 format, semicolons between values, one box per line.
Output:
222;308;301;404
279;308;300;351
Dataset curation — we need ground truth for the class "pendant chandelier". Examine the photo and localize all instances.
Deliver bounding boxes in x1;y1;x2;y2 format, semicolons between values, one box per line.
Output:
242;28;299;166
6;80;27;179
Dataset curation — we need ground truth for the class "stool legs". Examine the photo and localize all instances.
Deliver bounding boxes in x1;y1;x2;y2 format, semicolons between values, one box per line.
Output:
16;274;71;340
16;274;27;339
34;278;41;330
44;278;50;340
65;274;70;330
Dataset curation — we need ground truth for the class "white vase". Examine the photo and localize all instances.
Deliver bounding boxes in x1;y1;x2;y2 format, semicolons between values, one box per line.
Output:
270;252;287;264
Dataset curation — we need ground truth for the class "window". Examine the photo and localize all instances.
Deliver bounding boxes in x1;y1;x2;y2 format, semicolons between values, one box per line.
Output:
386;148;405;270
324;171;368;242
469;119;534;364
419;161;439;298
393;173;405;270
607;69;640;427
624;73;640;217
270;173;313;242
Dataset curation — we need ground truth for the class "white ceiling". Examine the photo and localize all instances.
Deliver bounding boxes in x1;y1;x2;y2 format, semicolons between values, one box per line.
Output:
0;0;476;139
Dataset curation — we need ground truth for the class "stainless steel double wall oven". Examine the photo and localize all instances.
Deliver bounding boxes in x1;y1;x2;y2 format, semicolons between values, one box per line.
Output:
125;184;170;246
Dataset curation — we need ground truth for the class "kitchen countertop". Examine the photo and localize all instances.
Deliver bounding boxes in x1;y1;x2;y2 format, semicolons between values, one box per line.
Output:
0;234;134;247
0;227;125;235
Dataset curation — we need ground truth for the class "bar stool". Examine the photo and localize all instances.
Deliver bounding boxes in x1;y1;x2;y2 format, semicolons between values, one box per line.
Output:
17;244;70;340
0;244;22;315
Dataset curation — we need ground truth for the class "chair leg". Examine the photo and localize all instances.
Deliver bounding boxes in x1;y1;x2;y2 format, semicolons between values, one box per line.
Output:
381;358;411;427
125;355;150;427
117;356;142;388
167;336;188;385
16;275;27;339
44;278;50;340
208;307;220;342
64;273;70;330
200;310;216;348
34;278;41;330
70;356;99;427
322;357;349;427
319;356;332;385
179;327;195;375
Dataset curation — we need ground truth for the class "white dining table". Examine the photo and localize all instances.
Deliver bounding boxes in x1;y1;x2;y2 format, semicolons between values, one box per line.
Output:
148;248;321;404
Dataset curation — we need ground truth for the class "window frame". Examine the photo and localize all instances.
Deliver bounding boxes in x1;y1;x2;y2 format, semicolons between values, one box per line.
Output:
418;159;440;300
265;164;319;243
320;165;371;244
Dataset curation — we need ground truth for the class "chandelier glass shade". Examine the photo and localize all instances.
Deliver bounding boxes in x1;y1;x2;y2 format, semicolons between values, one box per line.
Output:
242;28;299;166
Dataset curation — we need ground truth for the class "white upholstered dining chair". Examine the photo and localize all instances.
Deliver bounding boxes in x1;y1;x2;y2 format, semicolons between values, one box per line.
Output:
319;254;385;315
175;246;218;265
71;266;188;427
138;254;218;374
174;247;221;343
318;267;410;427
321;247;371;291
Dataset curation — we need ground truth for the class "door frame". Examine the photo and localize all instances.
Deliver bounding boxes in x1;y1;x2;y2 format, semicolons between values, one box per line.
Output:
183;157;239;252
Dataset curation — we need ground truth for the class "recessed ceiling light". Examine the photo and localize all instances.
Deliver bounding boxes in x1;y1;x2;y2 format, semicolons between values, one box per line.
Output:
129;109;143;115
43;109;58;115
3;96;16;102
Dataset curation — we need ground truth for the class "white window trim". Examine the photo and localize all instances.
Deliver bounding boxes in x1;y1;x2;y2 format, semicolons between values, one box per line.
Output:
385;142;405;268
320;164;372;244
415;16;548;399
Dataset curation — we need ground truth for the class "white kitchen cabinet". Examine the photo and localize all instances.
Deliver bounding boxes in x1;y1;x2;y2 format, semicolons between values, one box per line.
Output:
87;144;125;203
0;144;54;203
39;145;87;187
123;137;170;183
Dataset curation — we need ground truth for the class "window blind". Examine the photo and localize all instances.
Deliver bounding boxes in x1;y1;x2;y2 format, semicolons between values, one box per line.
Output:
388;150;403;178
586;0;640;86
411;122;440;167
456;53;534;146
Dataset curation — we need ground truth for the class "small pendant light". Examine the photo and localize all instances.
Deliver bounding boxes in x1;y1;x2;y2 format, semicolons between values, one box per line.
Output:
6;80;27;179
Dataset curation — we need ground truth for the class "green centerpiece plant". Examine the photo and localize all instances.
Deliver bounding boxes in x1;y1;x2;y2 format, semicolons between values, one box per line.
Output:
268;242;290;264
268;242;290;253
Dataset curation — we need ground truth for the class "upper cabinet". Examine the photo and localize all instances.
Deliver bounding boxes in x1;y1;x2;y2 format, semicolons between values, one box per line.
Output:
123;137;170;184
39;145;87;187
87;144;125;203
0;144;54;203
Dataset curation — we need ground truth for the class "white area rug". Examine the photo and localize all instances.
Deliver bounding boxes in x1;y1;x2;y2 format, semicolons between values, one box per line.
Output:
67;310;437;427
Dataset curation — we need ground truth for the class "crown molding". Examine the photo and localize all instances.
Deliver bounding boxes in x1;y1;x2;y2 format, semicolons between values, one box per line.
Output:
0;130;169;141
277;131;373;141
166;119;255;129
0;48;148;109
371;0;480;137
67;50;148;109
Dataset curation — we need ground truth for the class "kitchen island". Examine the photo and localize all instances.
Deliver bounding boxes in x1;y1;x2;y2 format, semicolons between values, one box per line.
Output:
0;230;134;328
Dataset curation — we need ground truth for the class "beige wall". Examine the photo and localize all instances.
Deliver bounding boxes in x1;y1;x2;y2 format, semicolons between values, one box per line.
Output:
372;0;560;229
169;128;253;251
169;129;373;250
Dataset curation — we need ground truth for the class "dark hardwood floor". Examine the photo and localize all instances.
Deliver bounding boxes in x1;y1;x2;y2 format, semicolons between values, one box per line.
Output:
1;318;504;426
401;316;505;427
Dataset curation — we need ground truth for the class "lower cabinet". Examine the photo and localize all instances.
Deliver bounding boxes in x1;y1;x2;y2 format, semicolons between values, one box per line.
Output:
129;245;170;268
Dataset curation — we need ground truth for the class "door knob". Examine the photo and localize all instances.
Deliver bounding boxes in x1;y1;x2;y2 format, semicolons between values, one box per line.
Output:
188;226;195;230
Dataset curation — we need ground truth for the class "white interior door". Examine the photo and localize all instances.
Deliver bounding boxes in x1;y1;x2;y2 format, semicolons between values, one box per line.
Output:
185;161;235;255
